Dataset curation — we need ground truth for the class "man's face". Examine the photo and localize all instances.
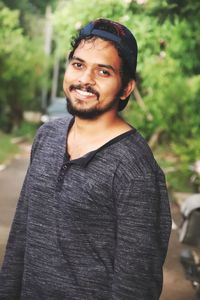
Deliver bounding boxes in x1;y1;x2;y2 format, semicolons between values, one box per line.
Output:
63;38;124;119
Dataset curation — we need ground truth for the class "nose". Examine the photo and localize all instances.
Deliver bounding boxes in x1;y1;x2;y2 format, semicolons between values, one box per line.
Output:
79;69;95;85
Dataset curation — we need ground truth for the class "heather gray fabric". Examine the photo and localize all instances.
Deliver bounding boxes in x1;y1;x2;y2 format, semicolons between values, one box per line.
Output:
0;117;171;299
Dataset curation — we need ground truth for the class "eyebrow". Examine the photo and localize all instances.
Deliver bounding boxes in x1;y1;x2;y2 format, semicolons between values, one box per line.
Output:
71;56;117;73
71;56;84;63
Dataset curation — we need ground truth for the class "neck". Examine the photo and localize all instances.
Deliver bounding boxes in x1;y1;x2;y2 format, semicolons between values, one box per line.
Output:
72;111;122;137
67;110;132;160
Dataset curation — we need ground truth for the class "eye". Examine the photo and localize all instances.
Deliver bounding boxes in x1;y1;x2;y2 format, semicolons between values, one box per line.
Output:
98;69;111;77
72;62;83;69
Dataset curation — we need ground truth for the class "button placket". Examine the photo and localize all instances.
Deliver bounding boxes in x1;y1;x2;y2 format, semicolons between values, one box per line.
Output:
56;163;70;187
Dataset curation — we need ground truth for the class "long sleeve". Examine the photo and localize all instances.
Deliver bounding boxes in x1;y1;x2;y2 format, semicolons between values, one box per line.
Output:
0;170;30;299
0;128;41;299
111;167;171;299
0;118;70;299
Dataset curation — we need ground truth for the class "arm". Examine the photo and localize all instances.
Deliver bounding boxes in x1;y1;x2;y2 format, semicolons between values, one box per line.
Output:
0;128;42;299
111;169;171;299
0;173;30;299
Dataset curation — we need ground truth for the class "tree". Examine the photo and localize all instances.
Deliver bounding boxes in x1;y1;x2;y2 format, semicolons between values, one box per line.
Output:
1;0;57;14
0;4;48;131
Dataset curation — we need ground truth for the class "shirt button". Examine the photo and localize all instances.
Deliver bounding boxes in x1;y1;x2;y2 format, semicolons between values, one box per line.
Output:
57;176;62;182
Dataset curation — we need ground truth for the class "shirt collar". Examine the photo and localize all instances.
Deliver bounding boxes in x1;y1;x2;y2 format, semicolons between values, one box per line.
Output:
65;117;136;168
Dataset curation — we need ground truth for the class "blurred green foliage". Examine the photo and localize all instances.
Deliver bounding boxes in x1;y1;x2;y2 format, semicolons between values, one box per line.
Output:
0;121;38;164
1;0;57;14
0;3;49;131
12;121;39;142
0;132;19;164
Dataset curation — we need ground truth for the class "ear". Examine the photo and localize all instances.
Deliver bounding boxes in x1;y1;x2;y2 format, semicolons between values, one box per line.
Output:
120;80;136;100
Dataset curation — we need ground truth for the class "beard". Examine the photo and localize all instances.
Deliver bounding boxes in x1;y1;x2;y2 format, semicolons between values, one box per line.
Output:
64;85;122;120
66;96;119;119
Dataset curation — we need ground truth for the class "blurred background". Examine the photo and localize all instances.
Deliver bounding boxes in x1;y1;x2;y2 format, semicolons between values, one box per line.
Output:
0;0;200;299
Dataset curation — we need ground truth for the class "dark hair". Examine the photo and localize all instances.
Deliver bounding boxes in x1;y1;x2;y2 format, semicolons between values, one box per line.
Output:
68;19;137;111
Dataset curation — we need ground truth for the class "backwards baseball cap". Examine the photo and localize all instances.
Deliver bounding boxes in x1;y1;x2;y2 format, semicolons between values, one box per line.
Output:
77;18;138;111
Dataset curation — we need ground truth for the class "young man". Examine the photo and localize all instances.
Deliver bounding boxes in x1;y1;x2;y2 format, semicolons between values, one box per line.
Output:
0;19;171;299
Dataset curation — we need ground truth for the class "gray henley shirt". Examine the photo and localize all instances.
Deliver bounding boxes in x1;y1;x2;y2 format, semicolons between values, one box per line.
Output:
0;117;171;299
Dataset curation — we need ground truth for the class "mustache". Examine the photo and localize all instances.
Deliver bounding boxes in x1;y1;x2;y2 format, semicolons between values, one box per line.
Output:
69;84;100;100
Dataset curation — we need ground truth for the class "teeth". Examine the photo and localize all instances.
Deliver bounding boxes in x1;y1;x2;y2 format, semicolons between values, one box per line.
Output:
76;89;94;96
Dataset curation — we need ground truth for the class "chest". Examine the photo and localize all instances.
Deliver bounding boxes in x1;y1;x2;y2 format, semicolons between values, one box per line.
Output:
29;152;117;217
67;136;107;160
66;128;123;160
57;162;116;218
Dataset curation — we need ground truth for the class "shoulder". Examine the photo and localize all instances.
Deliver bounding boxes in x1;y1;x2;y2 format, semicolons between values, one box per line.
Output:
114;130;162;179
112;131;168;203
37;116;72;137
30;116;72;161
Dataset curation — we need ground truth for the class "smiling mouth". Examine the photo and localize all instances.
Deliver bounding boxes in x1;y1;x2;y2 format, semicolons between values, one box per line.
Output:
75;89;95;97
69;85;99;100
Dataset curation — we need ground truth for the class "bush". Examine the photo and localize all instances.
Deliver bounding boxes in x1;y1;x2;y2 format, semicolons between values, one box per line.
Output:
0;132;19;164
